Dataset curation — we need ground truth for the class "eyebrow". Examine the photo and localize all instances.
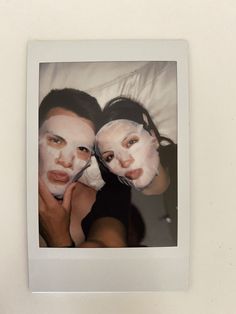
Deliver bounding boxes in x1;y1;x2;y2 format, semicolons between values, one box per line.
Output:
102;150;113;156
121;132;138;144
101;132;138;155
46;132;65;142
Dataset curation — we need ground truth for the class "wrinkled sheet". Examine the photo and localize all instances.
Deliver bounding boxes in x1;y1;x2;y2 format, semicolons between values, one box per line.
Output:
40;61;177;142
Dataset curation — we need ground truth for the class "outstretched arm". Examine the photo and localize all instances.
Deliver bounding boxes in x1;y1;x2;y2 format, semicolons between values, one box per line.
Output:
79;217;127;248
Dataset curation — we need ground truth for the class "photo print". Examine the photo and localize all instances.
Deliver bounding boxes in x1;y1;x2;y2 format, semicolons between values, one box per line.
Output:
27;40;189;291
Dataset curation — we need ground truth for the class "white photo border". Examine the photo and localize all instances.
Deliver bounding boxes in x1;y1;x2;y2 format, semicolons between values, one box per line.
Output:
27;40;190;292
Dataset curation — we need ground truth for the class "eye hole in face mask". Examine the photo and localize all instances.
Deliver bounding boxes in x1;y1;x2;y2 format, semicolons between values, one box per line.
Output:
77;146;91;161
122;135;139;148
102;152;114;163
46;134;66;148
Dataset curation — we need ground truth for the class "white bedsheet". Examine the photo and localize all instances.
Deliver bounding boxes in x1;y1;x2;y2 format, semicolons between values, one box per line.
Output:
40;61;177;142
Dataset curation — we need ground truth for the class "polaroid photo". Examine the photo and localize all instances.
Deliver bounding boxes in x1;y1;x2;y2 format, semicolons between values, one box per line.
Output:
27;40;190;292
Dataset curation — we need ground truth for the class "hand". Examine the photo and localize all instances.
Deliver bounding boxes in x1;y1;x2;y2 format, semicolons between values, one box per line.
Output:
39;179;76;247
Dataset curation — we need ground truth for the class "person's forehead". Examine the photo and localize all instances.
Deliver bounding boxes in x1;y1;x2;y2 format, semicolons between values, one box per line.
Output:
97;122;143;154
98;120;140;141
46;107;95;131
41;115;95;143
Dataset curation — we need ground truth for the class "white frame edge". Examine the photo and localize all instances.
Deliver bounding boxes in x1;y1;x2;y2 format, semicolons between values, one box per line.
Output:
26;40;190;292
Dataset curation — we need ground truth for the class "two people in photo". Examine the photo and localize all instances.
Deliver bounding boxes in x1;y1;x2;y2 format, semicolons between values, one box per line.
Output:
38;88;177;248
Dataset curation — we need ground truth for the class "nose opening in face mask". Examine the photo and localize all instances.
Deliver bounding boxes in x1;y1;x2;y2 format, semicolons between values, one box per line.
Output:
117;150;134;168
55;150;75;168
56;158;73;168
56;143;93;167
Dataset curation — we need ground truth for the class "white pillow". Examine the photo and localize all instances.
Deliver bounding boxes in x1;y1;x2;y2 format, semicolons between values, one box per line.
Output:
39;61;177;142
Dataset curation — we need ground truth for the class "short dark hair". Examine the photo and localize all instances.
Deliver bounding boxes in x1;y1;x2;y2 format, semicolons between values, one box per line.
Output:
100;96;173;144
39;88;102;131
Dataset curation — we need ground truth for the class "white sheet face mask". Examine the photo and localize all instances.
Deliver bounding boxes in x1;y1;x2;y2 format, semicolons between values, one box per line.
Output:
96;119;160;190
39;115;95;197
78;155;105;191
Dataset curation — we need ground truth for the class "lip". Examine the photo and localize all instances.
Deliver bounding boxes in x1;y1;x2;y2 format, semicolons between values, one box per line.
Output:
47;170;70;184
125;168;143;180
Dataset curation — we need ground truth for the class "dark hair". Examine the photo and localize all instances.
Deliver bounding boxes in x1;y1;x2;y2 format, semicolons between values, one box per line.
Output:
39;88;102;131
99;96;173;145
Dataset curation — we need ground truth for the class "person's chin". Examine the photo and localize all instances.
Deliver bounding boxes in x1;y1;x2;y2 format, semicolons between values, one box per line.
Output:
44;178;69;197
49;184;67;198
133;174;156;191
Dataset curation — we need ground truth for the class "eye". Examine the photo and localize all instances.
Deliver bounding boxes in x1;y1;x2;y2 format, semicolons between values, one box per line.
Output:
125;136;139;148
53;138;62;144
77;146;91;161
127;139;138;147
104;153;114;163
78;146;89;153
47;135;64;147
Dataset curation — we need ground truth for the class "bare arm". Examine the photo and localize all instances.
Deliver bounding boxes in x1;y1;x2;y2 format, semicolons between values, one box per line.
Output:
79;217;127;248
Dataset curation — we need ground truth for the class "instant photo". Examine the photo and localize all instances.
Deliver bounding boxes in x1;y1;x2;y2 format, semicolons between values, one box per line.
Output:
27;40;189;291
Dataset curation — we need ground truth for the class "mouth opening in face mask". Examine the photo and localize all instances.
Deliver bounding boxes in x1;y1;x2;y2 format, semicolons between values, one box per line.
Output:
118;169;159;191
124;168;143;180
51;158;93;199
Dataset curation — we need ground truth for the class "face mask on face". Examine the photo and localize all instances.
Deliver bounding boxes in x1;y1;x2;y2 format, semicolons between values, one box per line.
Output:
78;155;105;191
96;119;160;190
39;115;95;198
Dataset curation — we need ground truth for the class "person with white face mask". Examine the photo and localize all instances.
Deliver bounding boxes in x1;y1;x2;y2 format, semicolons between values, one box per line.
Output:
96;120;161;191
38;89;132;248
96;97;175;196
39;114;95;198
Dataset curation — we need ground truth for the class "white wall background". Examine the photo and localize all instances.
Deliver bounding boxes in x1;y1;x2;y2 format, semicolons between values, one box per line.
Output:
0;0;235;313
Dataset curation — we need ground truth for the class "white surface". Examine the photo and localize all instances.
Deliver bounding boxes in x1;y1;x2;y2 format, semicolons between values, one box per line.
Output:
27;40;189;292
40;61;177;142
0;0;235;313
